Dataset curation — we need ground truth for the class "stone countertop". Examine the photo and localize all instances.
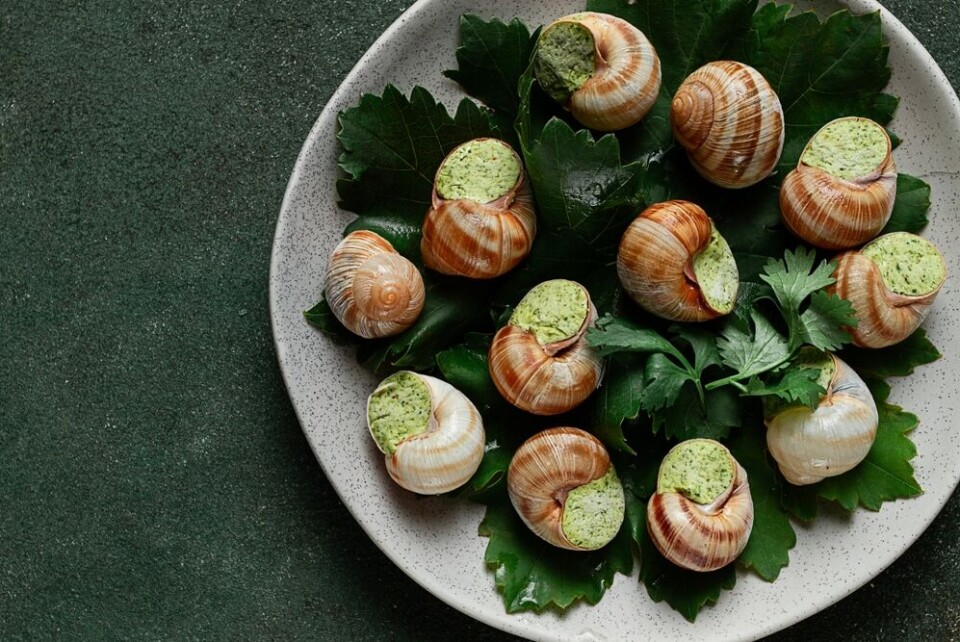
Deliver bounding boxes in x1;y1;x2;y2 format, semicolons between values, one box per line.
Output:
2;1;958;639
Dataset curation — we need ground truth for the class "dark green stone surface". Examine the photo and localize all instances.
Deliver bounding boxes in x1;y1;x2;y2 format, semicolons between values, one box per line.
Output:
1;1;958;639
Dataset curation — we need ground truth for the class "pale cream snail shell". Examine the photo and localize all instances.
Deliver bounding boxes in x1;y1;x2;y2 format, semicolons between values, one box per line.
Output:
421;138;537;279
617;200;739;322
647;439;754;572
765;350;878;485
367;371;485;495
780;117;897;249
508;427;625;551
671;61;784;188
324;230;426;339
488;280;603;416
534;12;661;131
831;232;947;348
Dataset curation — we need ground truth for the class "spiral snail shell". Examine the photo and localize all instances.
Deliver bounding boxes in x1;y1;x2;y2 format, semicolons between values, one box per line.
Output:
671;61;784;189
534;12;661;131
324;230;426;339
780;117;897;249
764;350;878;485
617;200;739;322
488;280;604;415
647;439;754;572
421;138;537;279
367;371;485;495
831;232;947;348
508;427;625;551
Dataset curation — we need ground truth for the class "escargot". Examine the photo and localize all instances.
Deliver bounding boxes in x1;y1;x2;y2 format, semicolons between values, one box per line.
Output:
324;230;426;339
488;279;604;415
671;61;784;189
421;138;537;279
780;117;897;249
647;439;753;572
765;350;878;485
533;11;661;131
832;232;947;348
508;427;625;551
366;371;484;495
617;200;739;322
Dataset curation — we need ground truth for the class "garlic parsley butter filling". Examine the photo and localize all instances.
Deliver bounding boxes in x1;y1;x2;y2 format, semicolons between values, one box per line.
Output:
560;467;626;550
434;138;521;204
692;228;739;316
367;371;432;455
534;17;596;105
657;439;735;505
861;232;947;296
800;118;890;179
509;279;590;345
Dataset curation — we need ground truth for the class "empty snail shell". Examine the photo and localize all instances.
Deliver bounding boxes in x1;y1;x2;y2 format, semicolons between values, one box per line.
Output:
832;232;947;348
617;200;739;322
765;351;878;485
534;12;661;131
647;439;754;572
366;371;485;495
780;117;897;249
324;230;426;339
508;427;625;551
671;61;784;189
488;280;604;415
421;138;537;279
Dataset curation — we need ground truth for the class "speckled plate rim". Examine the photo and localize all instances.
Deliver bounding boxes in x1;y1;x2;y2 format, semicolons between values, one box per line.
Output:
269;0;960;640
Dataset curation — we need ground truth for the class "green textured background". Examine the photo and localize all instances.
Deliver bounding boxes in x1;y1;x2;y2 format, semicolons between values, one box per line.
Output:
2;1;959;639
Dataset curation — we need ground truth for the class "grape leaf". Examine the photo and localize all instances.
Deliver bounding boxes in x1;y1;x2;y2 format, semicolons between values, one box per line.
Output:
337;85;501;220
840;328;942;379
303;297;357;347
883;174;932;234
443;15;536;117
479;498;634;612
588;354;645;455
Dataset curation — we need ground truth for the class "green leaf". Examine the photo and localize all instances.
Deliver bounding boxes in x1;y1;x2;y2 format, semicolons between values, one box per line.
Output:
798;290;857;352
743;367;824;410
816;379;923;511
587;314;684;361
588;354;645;455
640;353;694;414
444;15;535;117
650;385;742;441
841;328;942;379
480;498;633;612
303;297;357;346
883;174;932;234
671;326;722;375
760;247;836;312
716;310;790;381
337;85;500;219
343;213;422;264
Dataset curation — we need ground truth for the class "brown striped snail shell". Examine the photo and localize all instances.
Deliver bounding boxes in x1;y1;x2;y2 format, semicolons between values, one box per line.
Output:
534;12;661;131
324;230;425;339
765;352;878;485
367;372;485;495
647;439;754;572
831;232;947;348
616;200;739;322
780;117;897;249
488;280;604;416
421;138;536;279
508;427;625;551
671;61;784;189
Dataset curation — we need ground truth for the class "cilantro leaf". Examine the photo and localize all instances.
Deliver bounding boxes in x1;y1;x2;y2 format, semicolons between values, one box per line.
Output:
443;15;535;117
650;385;742;441
883;174;932;234
841;328;942;379
588;354;645;455
760;247;836;312
798;290;857;352
715;310;790;383
640;353;694;414
587;315;684;361
743;367;824;410
479;498;633;612
671;326;722;375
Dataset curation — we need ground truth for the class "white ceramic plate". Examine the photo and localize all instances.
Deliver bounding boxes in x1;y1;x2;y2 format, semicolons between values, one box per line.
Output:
270;1;960;639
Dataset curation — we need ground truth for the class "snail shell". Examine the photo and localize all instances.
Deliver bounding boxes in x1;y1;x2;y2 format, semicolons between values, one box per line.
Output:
421;138;537;279
647;439;754;572
616;200;739;322
780;117;897;249
324;230;426;339
765;352;878;485
367;371;484;495
488;280;604;416
832;232;947;348
671;61;784;189
508;427;625;551
534;12;661;131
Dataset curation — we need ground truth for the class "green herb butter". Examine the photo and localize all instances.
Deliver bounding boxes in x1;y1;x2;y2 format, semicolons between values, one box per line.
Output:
366;371;432;455
692;228;739;314
509;279;589;345
435;138;521;204
657;439;734;505
795;347;835;391
801;118;889;180
560;467;625;550
862;232;946;296
534;19;596;105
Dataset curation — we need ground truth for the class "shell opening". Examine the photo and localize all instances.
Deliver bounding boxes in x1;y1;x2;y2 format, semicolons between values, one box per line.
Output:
657;439;734;505
800;118;889;180
560;467;625;550
366;372;432;455
508;279;590;347
435;138;521;204
691;228;739;315
861;232;947;296
534;20;597;105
